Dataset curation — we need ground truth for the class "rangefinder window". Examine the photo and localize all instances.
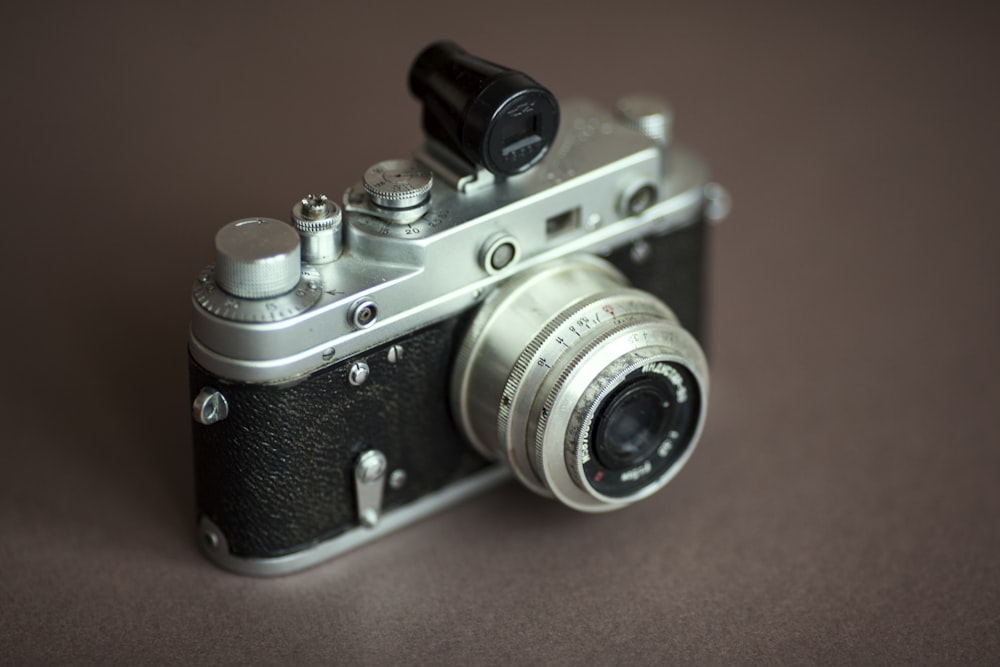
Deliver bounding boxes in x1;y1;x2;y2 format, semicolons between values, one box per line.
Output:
546;208;580;238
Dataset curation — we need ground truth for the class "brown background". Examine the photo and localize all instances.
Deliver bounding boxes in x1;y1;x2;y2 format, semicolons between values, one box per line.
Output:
2;0;999;663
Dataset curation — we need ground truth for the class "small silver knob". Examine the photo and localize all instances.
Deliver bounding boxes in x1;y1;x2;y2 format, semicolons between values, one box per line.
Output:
615;95;673;145
292;194;342;264
354;449;388;528
363;159;433;213
192;387;228;425
214;218;301;299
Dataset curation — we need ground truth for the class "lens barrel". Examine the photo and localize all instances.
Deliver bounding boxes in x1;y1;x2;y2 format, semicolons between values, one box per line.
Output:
409;41;559;177
451;256;708;512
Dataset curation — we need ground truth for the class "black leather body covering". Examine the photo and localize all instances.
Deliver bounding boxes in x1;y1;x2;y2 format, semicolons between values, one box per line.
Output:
190;218;707;559
609;217;708;345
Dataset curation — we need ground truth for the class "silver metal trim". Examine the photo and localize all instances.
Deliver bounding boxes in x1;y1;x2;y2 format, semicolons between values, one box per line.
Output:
414;140;496;193
197;465;510;576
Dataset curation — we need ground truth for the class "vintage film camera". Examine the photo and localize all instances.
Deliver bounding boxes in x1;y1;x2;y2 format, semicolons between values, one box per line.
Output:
189;42;729;575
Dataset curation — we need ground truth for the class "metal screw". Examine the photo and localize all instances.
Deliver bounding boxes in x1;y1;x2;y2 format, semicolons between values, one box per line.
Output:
193;388;229;425
629;240;651;264
387;345;404;364
202;528;220;550
389;469;407;489
322;347;336;362
349;361;370;386
585;213;602;230
357;450;387;483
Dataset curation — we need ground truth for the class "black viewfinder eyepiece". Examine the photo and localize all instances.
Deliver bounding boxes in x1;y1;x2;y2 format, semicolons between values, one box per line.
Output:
409;41;560;178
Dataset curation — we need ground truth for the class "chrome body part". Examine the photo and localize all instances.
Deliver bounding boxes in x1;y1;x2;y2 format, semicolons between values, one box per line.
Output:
190;100;710;385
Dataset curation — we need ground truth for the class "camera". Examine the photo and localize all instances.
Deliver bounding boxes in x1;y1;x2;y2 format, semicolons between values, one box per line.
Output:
189;42;728;575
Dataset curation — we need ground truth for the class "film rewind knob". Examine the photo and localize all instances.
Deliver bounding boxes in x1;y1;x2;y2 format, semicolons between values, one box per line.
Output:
214;218;302;299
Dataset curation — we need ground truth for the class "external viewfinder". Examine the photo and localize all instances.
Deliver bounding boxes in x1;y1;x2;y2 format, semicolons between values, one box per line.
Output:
409;41;560;177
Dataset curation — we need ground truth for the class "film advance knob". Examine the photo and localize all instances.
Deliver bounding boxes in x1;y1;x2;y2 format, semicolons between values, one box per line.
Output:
363;159;433;213
214;218;302;299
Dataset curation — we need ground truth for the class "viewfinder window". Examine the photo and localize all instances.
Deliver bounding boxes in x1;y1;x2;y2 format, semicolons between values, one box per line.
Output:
546;208;581;237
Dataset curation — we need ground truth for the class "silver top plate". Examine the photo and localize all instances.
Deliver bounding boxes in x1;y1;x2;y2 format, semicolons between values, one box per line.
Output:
190;99;710;384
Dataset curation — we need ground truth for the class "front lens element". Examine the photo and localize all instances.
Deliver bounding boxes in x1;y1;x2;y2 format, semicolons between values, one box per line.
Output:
585;363;700;499
593;377;675;470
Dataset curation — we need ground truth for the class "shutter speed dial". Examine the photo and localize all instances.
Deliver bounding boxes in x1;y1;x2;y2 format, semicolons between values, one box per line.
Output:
345;159;433;224
363;159;433;211
193;218;322;322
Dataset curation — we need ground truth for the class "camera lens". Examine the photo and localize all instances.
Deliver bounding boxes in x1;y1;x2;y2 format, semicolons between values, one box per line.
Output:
451;256;708;512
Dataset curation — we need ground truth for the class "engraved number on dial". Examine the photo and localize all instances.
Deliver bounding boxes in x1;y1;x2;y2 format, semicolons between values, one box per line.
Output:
194;265;323;322
351;209;451;239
